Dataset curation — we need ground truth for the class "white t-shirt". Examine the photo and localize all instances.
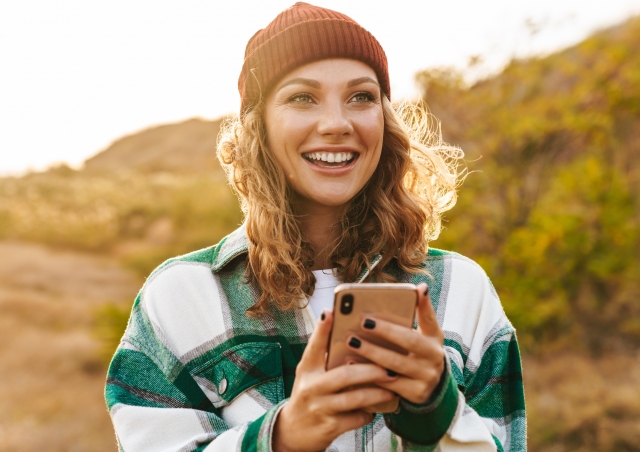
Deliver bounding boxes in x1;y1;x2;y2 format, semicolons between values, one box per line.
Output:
309;269;340;318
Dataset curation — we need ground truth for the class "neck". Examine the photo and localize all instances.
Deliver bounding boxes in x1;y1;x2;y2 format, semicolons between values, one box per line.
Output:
294;201;342;271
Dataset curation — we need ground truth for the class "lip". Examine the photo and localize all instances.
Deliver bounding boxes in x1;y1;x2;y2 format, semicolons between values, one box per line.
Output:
301;146;360;176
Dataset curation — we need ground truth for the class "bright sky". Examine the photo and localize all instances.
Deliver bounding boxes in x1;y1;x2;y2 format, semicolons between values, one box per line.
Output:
1;0;639;175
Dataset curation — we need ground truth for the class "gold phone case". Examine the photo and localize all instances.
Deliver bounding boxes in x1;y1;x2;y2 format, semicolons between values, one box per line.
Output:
326;283;417;413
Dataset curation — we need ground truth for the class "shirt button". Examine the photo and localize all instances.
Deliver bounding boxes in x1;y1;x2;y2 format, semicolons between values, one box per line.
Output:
218;378;228;395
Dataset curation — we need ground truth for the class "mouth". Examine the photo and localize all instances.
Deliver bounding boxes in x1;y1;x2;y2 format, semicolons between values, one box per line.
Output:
301;151;358;168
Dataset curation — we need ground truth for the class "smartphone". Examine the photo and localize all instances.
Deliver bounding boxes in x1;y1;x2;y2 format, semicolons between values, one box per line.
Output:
326;283;418;413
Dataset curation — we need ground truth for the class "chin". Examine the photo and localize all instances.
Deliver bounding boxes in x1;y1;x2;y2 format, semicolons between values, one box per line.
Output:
319;187;358;202
305;193;355;209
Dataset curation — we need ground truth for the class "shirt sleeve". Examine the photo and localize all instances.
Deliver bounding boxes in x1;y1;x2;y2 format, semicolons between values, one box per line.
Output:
384;257;527;451
104;295;285;452
383;332;525;451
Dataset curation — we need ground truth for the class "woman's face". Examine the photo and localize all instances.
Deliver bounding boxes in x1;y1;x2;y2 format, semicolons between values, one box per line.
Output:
264;58;384;212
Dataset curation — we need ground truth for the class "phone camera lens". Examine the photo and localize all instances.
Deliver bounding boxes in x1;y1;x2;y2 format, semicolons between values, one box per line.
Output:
340;294;354;315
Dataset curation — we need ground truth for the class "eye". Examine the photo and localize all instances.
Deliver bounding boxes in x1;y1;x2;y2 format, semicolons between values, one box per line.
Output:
350;91;376;103
288;93;314;104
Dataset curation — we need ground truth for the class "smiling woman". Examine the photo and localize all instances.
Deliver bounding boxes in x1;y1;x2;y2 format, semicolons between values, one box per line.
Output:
104;3;526;451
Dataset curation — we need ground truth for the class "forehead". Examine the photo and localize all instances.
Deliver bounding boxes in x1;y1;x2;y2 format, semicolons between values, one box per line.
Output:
273;58;379;89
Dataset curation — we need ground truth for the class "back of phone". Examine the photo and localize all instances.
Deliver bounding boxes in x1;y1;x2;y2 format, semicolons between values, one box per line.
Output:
326;283;417;370
325;283;417;413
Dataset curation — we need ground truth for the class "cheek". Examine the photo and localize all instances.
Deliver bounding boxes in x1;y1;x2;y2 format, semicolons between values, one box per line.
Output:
363;114;384;159
266;115;310;155
361;115;384;180
265;119;294;169
363;110;384;146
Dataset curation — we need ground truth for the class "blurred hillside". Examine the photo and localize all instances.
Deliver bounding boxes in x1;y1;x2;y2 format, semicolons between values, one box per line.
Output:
0;116;242;278
421;17;640;357
1;17;640;452
84;117;225;174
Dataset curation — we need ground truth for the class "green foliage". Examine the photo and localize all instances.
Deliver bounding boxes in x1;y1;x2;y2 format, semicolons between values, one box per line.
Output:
423;18;640;354
499;157;640;352
93;301;132;365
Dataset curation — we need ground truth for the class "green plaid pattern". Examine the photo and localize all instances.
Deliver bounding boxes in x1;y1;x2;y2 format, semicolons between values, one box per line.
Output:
105;225;526;451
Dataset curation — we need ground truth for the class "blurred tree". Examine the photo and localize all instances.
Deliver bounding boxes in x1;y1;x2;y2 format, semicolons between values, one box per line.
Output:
420;17;640;354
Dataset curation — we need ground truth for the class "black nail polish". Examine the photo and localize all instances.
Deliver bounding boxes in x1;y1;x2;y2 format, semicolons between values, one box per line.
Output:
387;369;397;377
320;311;326;321
363;319;376;330
423;286;429;296
348;337;361;349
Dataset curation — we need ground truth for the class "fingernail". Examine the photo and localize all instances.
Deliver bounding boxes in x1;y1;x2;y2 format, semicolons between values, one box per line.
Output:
386;369;397;377
320;311;326;321
348;337;361;349
363;319;376;330
423;286;429;296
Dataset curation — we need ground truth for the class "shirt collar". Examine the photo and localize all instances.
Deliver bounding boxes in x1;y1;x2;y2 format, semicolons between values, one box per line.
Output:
210;224;249;272
210;224;383;282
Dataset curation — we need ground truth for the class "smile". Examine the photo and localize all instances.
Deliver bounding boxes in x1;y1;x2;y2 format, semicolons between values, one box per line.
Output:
302;151;358;168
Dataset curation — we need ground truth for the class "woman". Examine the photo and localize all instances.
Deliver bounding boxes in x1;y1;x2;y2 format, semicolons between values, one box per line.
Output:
105;3;526;451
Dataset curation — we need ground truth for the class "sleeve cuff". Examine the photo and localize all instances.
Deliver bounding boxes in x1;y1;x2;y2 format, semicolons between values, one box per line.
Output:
383;357;459;445
240;398;289;452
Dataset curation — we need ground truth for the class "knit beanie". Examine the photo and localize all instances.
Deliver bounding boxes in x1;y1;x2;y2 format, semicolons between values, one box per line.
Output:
238;2;390;114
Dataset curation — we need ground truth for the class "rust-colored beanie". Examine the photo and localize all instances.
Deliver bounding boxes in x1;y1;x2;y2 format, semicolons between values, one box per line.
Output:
238;2;390;114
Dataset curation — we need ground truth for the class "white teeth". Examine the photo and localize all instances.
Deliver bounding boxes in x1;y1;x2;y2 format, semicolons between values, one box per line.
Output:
304;151;356;162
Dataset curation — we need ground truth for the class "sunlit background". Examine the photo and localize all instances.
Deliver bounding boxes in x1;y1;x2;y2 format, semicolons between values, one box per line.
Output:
2;1;640;451
2;0;640;174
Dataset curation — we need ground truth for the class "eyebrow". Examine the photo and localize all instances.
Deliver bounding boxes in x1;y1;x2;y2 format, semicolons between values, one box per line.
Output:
276;77;321;91
346;76;380;88
276;76;380;92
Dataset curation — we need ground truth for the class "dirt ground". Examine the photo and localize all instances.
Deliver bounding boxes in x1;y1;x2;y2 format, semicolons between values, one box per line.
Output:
524;350;640;451
0;241;140;452
1;240;639;451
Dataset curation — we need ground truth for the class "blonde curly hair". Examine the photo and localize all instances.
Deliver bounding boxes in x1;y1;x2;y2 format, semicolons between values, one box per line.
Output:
217;96;463;316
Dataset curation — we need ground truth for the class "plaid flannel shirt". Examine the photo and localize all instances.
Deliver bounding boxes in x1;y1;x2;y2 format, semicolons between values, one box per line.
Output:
105;225;526;451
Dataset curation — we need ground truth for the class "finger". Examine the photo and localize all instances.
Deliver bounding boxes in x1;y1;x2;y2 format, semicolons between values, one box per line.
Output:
346;334;425;379
416;283;442;338
298;309;334;372
331;411;375;436
374;371;444;404
359;317;442;359
326;386;398;413
318;363;395;394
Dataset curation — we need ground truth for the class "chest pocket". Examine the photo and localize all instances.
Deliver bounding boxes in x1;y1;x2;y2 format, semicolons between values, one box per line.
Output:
192;341;284;409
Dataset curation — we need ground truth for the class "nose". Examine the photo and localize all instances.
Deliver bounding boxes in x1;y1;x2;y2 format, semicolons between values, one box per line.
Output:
316;100;353;138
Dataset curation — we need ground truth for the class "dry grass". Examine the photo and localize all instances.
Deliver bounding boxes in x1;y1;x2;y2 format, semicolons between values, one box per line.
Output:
0;241;140;452
525;352;640;451
0;171;242;278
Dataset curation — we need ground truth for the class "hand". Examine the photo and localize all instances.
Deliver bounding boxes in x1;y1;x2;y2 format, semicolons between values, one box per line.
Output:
345;282;445;405
272;310;398;452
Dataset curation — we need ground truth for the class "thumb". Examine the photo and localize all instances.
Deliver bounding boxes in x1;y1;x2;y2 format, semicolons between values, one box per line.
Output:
299;309;333;372
416;283;441;337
